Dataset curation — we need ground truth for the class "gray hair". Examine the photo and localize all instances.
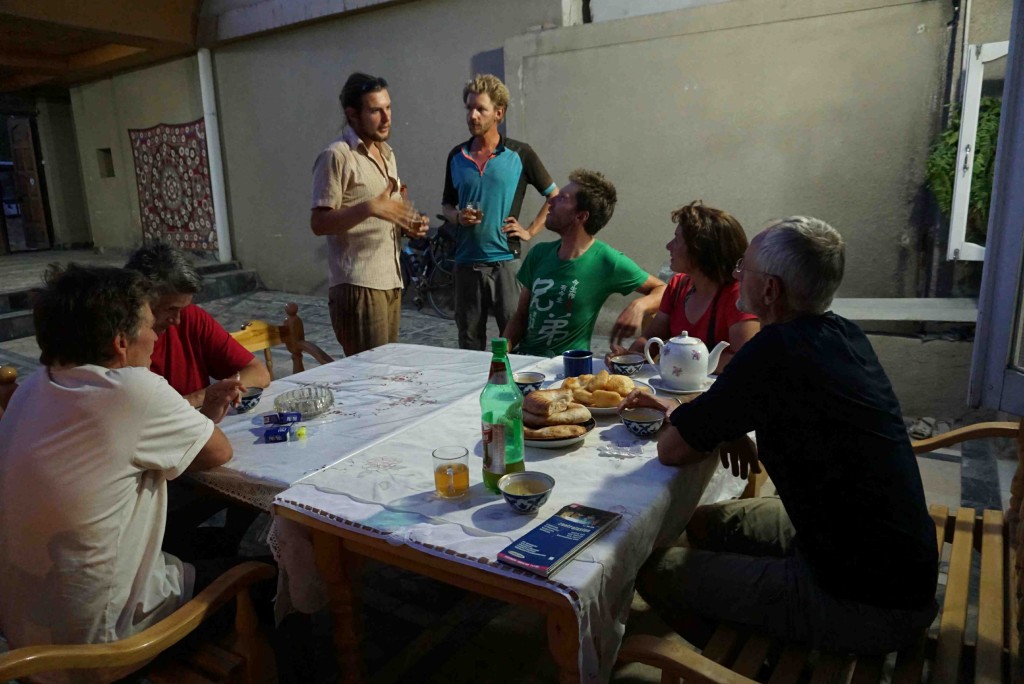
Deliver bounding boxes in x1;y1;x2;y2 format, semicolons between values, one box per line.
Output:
124;243;203;296
757;217;845;315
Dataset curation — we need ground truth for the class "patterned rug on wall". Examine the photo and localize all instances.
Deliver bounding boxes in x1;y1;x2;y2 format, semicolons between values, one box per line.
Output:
128;118;218;252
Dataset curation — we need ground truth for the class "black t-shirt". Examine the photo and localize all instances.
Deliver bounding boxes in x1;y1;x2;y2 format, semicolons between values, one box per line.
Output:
670;313;938;610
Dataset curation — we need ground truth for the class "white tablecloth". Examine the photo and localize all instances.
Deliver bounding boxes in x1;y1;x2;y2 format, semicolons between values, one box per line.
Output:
190;343;544;509
273;355;746;682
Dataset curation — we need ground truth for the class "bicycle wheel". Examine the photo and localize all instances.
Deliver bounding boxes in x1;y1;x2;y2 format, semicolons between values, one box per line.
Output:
430;229;456;276
426;264;455;320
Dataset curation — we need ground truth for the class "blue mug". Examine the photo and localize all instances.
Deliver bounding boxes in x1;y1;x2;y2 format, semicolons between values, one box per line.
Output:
562;349;593;377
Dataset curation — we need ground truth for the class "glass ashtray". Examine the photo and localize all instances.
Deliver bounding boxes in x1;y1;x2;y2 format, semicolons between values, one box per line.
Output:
274;385;335;419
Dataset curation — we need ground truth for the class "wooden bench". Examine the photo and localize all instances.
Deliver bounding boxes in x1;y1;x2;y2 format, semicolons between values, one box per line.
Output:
619;420;1023;683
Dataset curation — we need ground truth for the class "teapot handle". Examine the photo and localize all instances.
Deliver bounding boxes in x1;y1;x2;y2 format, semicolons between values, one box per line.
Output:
644;337;663;367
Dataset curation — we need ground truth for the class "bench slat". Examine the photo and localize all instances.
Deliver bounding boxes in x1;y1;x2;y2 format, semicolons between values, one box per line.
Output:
848;653;884;684
975;509;1005;683
731;633;771;679
1012;540;1020;681
933;507;976;682
930;505;950;553
766;644;808;684
808;653;855;684
703;625;742;666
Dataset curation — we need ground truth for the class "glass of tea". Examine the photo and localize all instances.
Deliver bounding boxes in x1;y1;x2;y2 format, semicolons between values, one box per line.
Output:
432;446;470;499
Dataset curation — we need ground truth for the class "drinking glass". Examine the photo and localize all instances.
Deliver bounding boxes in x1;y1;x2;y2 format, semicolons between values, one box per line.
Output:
432;446;470;498
463;201;483;223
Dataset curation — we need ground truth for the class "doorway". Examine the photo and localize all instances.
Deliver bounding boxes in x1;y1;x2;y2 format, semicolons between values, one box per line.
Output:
0;114;52;253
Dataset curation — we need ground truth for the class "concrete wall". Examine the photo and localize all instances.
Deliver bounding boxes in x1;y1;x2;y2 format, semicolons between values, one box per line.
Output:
213;0;560;293
69;56;203;251
34;97;90;247
591;0;733;22
506;0;952;299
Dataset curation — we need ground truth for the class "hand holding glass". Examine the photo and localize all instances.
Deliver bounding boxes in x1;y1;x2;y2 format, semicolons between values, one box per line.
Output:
432;446;470;498
461;201;483;225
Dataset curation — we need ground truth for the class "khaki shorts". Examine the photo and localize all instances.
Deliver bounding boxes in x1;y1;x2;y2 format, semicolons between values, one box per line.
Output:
328;283;401;357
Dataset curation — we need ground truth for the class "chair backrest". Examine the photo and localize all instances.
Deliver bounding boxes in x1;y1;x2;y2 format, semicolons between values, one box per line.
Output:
230;302;333;377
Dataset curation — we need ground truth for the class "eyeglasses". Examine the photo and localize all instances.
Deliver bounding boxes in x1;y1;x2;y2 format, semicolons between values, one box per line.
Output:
733;258;773;277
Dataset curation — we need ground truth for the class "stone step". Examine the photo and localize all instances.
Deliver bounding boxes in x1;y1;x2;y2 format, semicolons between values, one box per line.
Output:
0;262;263;342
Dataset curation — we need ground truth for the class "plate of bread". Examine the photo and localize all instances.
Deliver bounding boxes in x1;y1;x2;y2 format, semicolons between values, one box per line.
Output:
522;388;596;448
554;370;655;415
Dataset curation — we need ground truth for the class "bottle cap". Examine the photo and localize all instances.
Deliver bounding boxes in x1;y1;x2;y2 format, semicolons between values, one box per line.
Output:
491;338;509;355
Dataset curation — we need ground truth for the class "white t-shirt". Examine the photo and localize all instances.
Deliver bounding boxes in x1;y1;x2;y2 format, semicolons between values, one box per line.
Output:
0;365;214;651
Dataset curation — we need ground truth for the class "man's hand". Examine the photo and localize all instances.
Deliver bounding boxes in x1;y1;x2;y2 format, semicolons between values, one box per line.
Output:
609;299;648;349
407;213;430;240
201;378;245;424
604;343;630;369
368;189;418;230
501;217;531;241
458;205;483;226
718;435;761;480
617;388;679;416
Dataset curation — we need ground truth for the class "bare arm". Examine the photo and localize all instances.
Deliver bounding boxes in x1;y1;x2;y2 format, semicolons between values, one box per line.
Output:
502;288;532;351
657;423;712;466
311;189;420;237
238;358;271;388
714;319;760;374
609;275;667;349
186;425;233;472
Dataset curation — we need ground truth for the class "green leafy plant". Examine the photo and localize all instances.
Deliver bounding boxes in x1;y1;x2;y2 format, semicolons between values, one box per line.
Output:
925;96;1002;244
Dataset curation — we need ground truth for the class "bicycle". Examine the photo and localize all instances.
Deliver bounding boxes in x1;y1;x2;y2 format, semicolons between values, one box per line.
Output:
400;216;456;319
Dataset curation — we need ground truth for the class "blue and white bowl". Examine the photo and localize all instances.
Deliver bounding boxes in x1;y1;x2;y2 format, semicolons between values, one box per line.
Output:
609;353;645;377
498;472;555;515
236;387;263;413
513;371;546;395
620;407;664;437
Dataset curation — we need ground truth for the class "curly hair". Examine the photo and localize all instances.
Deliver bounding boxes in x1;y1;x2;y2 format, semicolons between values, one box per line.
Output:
34;264;154;367
569;169;617;235
462;74;510;111
670;201;748;284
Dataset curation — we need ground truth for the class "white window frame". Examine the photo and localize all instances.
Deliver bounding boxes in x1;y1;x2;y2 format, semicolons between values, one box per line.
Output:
947;40;1009;262
969;0;1024;412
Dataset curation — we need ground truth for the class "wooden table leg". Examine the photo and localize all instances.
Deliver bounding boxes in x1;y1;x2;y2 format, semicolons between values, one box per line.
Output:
313;530;364;684
546;605;581;684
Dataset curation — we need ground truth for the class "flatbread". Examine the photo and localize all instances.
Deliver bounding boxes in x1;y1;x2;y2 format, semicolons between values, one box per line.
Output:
523;404;591;427
522;388;574;416
589;389;623;408
524;424;587;439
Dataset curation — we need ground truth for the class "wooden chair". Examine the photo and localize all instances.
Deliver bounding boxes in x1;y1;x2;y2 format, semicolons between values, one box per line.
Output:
0;561;276;684
0;365;17;411
230;303;334;377
618;419;1024;683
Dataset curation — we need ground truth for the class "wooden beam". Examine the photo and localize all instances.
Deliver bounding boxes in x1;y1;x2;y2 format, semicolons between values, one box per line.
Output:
0;0;198;47
0;50;66;73
67;44;147;71
0;72;56;93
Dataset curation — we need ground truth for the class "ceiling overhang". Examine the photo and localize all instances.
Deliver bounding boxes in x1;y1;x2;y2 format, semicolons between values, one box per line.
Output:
0;0;202;94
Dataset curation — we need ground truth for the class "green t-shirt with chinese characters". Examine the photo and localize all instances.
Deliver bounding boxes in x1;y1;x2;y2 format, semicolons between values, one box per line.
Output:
515;239;649;357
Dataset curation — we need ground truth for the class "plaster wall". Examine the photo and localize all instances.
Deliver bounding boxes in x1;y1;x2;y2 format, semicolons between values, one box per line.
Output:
212;0;560;293
506;0;952;299
34;98;90;247
591;0;733;22
69;56;203;250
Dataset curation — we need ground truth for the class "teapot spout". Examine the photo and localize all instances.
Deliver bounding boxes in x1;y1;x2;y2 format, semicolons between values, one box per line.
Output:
707;341;730;375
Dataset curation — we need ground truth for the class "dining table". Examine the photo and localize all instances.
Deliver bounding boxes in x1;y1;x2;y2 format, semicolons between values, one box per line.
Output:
246;344;747;683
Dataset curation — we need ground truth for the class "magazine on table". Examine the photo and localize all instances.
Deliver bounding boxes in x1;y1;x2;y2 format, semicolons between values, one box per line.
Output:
497;503;622;577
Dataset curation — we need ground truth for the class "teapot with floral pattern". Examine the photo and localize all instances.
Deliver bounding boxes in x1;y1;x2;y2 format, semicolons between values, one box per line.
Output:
643;332;729;392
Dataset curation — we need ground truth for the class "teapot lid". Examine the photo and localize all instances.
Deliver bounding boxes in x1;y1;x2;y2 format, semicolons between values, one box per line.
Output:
669;332;702;345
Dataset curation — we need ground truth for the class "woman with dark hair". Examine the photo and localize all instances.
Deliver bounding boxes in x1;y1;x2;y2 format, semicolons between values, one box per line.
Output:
609;201;759;373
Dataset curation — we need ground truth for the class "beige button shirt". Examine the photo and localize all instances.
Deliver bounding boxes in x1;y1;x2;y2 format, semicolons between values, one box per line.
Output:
311;127;403;290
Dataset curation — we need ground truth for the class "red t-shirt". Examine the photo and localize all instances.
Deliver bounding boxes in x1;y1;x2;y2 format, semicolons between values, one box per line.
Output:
150;305;254;396
658;273;757;347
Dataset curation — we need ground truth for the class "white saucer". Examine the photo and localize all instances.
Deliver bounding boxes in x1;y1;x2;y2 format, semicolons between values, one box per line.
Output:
648;376;712;395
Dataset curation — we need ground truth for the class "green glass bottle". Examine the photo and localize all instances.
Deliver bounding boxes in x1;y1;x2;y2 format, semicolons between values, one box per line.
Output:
481;338;525;493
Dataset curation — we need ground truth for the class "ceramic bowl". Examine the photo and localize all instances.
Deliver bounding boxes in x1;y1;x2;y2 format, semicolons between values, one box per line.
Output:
498;471;555;515
609;353;645;377
236;387;263;414
513;371;546;395
620;407;664;438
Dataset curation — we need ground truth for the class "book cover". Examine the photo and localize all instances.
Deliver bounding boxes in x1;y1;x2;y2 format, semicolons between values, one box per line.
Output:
497;503;621;577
